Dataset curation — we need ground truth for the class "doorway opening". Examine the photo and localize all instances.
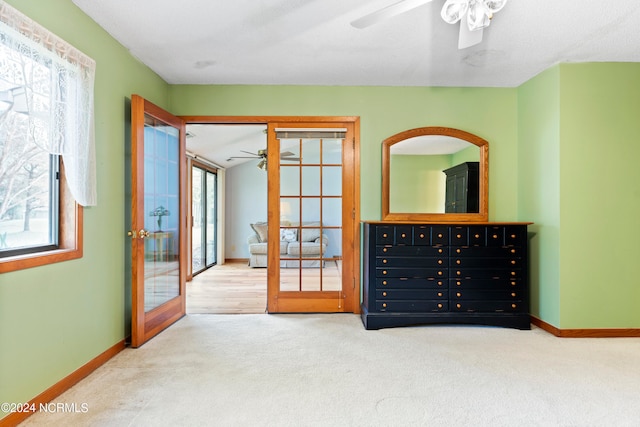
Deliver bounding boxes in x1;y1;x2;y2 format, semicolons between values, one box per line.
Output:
183;117;360;315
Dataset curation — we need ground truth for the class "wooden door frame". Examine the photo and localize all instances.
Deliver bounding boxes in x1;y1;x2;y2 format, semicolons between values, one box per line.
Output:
180;116;361;314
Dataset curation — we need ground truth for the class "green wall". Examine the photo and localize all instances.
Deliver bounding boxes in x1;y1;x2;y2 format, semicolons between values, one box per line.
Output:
517;66;562;326
518;63;640;329
390;154;449;213
558;63;640;328
0;0;170;419
169;85;520;221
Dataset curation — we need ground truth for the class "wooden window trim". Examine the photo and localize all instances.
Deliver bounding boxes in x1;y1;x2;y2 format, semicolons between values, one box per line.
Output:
0;161;83;273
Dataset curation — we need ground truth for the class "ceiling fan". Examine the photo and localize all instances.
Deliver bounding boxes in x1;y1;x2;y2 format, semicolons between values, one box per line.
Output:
351;0;508;49
227;149;301;170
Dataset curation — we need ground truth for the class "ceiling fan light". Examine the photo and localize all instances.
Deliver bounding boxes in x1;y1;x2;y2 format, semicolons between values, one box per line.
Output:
467;1;491;31
482;0;507;13
440;0;469;24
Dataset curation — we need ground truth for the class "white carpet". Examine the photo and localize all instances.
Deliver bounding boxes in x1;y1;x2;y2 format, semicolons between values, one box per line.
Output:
21;314;640;426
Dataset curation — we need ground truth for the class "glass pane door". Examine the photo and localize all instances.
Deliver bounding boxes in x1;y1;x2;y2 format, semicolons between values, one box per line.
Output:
143;115;180;311
268;124;353;313
192;165;217;275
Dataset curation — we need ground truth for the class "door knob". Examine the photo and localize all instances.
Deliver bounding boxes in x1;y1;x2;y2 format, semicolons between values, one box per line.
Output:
139;229;150;238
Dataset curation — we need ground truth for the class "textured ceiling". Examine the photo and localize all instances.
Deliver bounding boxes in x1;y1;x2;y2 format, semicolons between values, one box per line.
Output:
70;0;640;166
72;0;640;88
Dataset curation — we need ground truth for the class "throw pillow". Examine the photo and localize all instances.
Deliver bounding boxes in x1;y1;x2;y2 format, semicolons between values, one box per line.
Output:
250;222;268;242
280;228;297;242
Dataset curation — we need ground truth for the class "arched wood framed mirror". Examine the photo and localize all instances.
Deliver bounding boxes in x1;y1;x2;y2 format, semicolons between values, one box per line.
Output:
382;127;488;222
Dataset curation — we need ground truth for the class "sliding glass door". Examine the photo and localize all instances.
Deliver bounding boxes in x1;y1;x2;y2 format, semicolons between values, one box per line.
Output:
192;165;217;275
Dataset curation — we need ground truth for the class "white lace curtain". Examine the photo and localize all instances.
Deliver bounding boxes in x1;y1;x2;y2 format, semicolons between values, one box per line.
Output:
0;1;97;206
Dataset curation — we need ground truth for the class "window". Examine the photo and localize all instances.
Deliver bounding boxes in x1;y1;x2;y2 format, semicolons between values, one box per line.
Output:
0;3;95;272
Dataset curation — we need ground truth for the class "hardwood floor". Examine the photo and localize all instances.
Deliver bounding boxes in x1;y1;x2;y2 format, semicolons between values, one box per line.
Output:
187;261;267;314
186;260;343;314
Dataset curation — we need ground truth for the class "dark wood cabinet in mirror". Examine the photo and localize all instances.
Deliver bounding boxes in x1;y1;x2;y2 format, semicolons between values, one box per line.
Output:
382;127;488;222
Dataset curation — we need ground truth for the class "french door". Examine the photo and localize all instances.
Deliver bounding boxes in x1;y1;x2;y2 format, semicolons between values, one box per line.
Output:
266;121;357;313
130;95;186;347
191;164;217;275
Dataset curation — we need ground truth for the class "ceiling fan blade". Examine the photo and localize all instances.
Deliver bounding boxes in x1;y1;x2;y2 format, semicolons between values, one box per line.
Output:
458;20;483;49
351;0;434;29
240;150;259;156
458;19;482;49
280;151;296;157
281;157;301;161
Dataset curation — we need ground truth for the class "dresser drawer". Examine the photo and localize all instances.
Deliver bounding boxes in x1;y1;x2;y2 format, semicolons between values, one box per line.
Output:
377;278;446;289
375;226;394;245
376;300;448;312
449;278;522;291
431;226;449;246
413;226;431;245
376;257;447;268
450;257;521;268
450;227;469;246
377;268;448;279
377;246;446;257
450;290;522;300
451;246;522;257
376;289;447;300
452;300;525;313
450;268;521;280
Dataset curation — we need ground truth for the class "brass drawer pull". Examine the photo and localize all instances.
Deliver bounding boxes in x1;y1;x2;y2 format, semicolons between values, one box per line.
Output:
437;233;443;238
438;260;443;265
474;234;480;238
383;248;388;252
456;303;461;309
382;259;387;264
511;260;516;265
456;234;462;238
382;292;387;297
382;280;388;286
382;233;388;238
437;271;443;276
437;292;443;297
437;303;443;309
419;233;425;238
438;248;443;254
401;233;406;238
456;248;461;254
512;304;517;309
382;270;387;275
456;260;461;265
456;292;461;297
456;281;461;286
437;281;443;286
383;303;387;308
511;292;516;297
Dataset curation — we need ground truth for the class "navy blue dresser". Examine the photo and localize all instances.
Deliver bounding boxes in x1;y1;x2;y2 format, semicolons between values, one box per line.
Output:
361;222;531;330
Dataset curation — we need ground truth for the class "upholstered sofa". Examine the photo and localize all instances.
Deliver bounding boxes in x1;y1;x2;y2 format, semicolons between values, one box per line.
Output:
248;221;328;268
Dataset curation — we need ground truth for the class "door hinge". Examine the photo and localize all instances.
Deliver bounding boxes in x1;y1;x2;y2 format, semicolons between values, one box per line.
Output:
352;208;355;219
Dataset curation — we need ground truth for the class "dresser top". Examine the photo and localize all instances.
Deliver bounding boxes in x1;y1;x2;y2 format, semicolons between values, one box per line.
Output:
362;221;533;226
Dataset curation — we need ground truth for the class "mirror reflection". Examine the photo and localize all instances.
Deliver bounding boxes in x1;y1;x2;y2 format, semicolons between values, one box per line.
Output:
390;135;480;214
382;127;488;222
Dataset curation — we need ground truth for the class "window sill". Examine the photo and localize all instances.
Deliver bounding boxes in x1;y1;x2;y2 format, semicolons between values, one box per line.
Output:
0;202;83;273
